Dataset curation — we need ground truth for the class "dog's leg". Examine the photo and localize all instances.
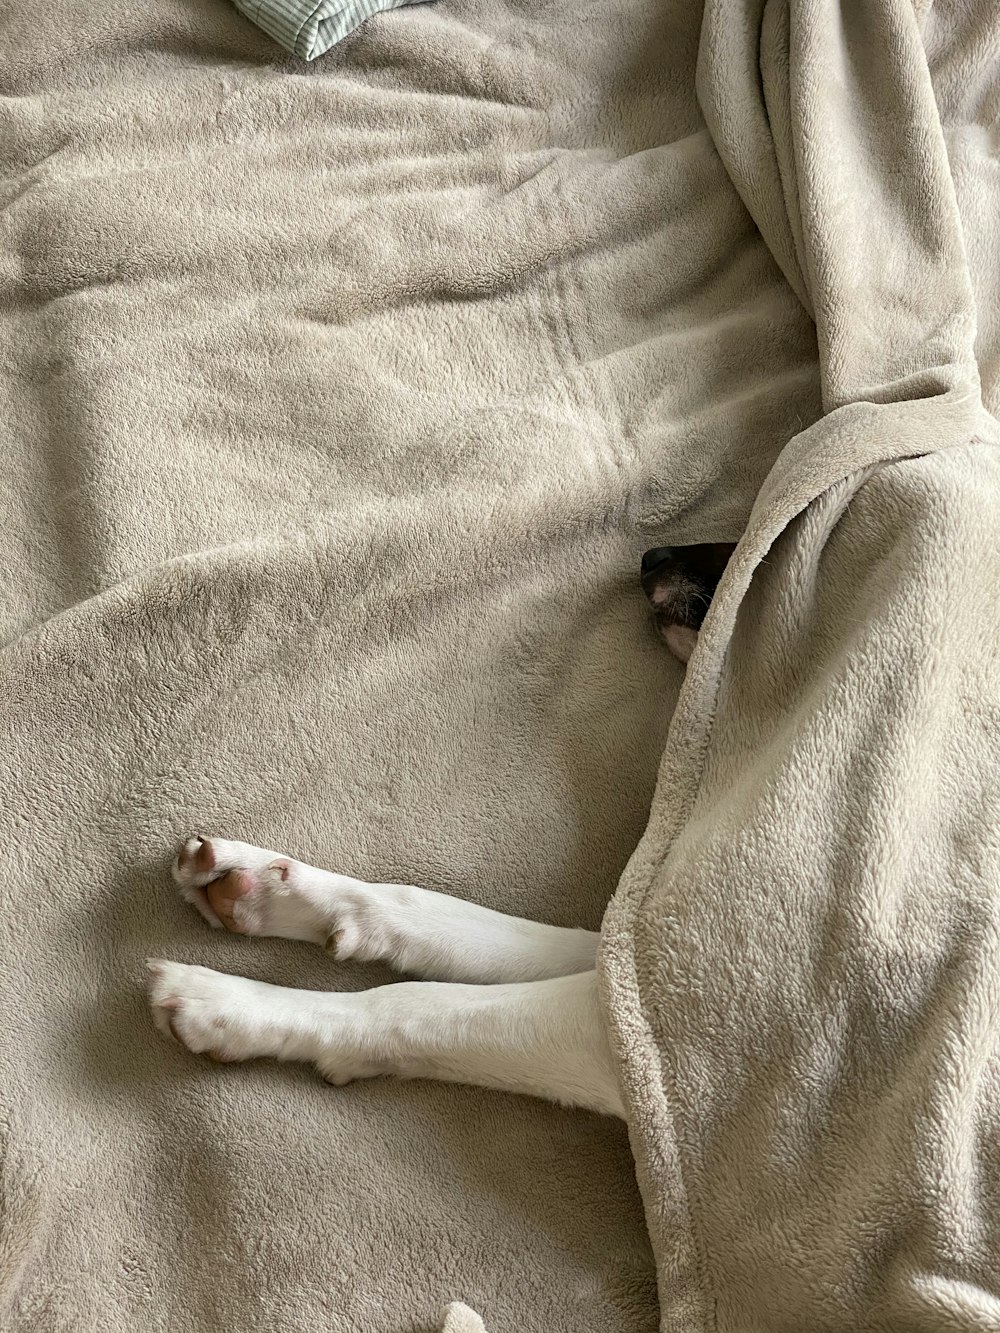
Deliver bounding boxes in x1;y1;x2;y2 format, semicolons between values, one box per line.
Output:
171;837;599;983
147;962;622;1116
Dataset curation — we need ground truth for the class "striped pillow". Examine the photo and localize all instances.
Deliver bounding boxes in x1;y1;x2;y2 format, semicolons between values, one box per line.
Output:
231;0;429;60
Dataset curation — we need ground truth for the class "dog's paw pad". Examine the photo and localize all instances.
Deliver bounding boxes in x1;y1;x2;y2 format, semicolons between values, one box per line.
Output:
203;869;259;934
171;838;300;934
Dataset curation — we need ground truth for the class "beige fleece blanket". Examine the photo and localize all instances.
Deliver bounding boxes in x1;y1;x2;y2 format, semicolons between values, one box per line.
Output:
0;1;807;1329
602;0;1000;1330
1;1;997;1331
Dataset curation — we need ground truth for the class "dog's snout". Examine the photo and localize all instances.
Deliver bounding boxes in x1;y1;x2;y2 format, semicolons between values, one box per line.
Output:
640;547;674;580
639;542;737;664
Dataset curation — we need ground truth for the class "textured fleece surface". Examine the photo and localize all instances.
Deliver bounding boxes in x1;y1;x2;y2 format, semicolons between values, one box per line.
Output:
601;0;1000;1330
6;0;996;1329
0;0;814;1329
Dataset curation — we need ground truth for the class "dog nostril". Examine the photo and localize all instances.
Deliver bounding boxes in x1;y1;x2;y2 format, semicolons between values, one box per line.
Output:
640;547;673;579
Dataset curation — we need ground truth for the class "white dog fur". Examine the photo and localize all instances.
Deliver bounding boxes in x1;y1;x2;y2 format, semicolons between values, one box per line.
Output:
147;554;720;1114
148;837;623;1117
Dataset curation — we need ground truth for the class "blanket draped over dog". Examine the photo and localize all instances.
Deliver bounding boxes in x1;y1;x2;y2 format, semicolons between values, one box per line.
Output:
1;0;998;1330
602;1;1000;1329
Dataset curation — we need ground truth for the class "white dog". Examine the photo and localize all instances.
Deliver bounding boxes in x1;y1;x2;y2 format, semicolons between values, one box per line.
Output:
147;544;734;1115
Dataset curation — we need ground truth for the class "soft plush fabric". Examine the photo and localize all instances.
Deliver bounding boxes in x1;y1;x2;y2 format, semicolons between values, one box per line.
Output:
440;1303;488;1333
3;0;997;1330
601;0;1000;1330
230;0;430;60
0;0;810;1329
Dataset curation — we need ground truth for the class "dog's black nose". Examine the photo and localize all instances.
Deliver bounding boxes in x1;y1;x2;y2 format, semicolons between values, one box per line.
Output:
640;547;674;579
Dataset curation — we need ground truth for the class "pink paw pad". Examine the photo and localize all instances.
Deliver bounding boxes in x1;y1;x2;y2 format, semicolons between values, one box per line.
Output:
204;869;257;933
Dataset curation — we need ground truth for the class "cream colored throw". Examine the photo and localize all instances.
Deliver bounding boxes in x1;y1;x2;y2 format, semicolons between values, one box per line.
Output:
2;0;998;1330
602;1;1000;1330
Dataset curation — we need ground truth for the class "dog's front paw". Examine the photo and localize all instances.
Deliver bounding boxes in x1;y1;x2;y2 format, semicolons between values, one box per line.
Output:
147;960;372;1084
170;836;385;959
146;960;272;1063
171;836;317;939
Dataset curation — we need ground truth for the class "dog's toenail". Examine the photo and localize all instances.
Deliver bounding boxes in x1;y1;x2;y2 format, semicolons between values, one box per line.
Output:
194;840;216;873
